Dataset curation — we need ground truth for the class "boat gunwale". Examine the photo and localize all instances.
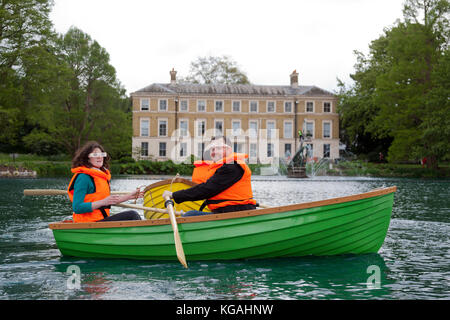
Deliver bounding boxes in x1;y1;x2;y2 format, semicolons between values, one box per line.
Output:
49;185;396;230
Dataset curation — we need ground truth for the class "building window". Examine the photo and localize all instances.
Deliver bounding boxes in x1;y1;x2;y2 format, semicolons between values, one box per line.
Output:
159;142;166;157
158;119;167;137
141;142;148;156
267;143;274;157
249;120;258;138
323;102;331;113
140;119;149;137
197;100;206;112
284;121;293;139
180;142;187;157
214;120;223;135
197;142;205;159
232;120;241;136
250;143;257;158
323;122;331;138
215;100;223;112
233;143;243;153
196;119;206;137
159;99;167;111
267;101;275;113
306;101;314;112
323;144;330;158
140;99;149;111
180;100;188;112
284;143;292;158
179;119;188;137
305;121;314;138
284;101;292;113
267;121;276;139
307;143;313;158
250;101;258;113
232;101;241;112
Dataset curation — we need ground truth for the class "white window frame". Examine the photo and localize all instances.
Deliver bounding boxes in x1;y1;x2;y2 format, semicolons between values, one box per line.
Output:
249;120;258;138
267;120;276;139
158;118;168;137
179;142;188;157
141;142;149;156
249;143;257;158
267;101;276;113
195;119;206;137
284;120;293;139
140;98;149;111
284;101;293;113
284;143;292;158
249;100;258;113
232;100;241;112
323;143;331;158
306;143;314;158
180;99;189;112
305;120;315;138
323;120;332;139
323;101;332;113
179;119;189;137
215;100;224;112
159;142;167;157
306;101;314;113
140;118;150;137
214;119;224;136
158;99;168;111
231;119;241;136
197;100;206;112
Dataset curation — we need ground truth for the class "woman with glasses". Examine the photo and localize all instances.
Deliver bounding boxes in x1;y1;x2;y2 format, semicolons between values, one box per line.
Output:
68;141;142;223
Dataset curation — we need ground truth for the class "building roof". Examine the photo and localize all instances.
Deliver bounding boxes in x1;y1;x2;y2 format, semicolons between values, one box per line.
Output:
132;83;335;97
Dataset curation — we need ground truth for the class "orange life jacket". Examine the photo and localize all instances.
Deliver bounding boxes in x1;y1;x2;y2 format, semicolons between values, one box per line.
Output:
192;160;213;184
202;153;256;211
67;166;111;223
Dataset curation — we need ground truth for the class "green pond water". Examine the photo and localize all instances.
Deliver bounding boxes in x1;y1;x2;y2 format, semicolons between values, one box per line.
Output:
0;176;448;300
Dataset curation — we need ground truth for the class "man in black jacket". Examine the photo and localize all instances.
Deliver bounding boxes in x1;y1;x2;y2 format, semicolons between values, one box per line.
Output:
163;136;256;216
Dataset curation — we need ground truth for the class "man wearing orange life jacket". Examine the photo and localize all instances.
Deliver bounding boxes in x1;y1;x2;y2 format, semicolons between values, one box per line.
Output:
164;136;257;216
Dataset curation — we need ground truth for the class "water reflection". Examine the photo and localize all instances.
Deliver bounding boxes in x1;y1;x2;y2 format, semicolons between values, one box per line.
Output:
52;253;392;300
0;176;449;299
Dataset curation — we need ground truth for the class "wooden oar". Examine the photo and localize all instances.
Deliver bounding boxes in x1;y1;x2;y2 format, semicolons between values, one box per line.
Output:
164;195;188;268
114;202;183;216
23;189;184;216
23;189;129;196
24;189;270;211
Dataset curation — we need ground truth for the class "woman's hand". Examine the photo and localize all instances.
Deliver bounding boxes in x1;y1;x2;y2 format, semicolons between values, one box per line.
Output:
92;195;123;210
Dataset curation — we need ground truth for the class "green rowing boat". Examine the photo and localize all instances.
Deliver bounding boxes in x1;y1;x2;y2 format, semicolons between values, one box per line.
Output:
49;186;396;261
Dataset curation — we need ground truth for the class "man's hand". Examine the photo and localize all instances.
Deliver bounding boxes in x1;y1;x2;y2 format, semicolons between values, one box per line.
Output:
162;190;173;199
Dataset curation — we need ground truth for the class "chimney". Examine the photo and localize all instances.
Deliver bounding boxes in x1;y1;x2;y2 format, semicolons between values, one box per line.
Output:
170;68;177;84
290;69;299;88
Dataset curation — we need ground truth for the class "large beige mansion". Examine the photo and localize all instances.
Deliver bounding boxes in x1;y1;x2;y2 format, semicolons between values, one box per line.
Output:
131;69;339;164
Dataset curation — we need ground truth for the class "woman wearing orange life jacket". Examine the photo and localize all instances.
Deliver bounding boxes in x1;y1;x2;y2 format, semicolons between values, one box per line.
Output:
68;141;143;223
164;136;256;216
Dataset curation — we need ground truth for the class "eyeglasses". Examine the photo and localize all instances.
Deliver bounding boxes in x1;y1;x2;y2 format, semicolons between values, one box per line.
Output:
88;152;107;158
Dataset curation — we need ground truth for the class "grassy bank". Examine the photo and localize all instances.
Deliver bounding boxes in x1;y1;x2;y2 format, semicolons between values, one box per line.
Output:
327;161;450;179
1;153;448;179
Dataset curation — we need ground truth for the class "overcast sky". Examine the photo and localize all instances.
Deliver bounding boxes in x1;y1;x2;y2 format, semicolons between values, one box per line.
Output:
49;0;406;95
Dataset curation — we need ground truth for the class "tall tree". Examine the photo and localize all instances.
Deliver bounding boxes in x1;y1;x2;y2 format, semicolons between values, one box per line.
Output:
0;0;54;152
181;55;250;85
338;0;449;167
28;27;131;157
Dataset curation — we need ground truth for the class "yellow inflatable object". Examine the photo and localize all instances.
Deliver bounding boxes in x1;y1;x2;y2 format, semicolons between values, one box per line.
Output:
143;177;210;219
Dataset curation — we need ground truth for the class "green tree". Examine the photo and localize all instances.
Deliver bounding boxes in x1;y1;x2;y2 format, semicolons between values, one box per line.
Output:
338;0;449;168
181;55;250;84
28;27;131;157
0;0;54;152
